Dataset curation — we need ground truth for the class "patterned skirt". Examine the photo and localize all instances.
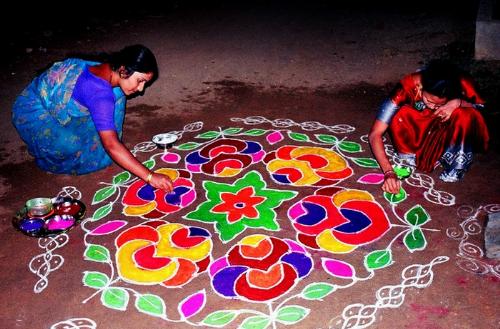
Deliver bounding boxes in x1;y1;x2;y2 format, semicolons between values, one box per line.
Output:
389;105;489;181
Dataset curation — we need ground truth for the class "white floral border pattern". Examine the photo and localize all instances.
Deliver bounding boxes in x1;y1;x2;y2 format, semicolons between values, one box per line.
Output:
29;186;82;293
323;256;449;329
231;116;356;134
49;317;96;329
446;204;500;278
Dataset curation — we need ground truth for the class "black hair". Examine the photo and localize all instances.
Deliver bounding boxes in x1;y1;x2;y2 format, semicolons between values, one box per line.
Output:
109;44;158;80
421;59;462;100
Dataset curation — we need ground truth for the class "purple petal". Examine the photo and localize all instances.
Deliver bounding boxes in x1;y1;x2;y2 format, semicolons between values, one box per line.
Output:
212;266;247;297
281;252;313;277
138;184;156;200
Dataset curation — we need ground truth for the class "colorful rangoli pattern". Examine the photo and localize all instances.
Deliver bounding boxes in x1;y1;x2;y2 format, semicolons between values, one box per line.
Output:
210;234;313;302
115;221;212;287
288;188;390;253
184;170;297;242
185;138;265;177
78;118;452;329
264;145;353;186
122;168;195;219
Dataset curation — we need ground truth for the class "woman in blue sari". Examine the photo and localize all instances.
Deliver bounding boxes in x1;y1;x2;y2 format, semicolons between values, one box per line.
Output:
12;44;173;192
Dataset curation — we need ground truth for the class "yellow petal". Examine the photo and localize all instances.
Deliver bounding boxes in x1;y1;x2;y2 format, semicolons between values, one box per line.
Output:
317;230;356;253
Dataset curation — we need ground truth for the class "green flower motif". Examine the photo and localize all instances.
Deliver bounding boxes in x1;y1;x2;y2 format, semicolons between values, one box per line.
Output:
184;170;297;242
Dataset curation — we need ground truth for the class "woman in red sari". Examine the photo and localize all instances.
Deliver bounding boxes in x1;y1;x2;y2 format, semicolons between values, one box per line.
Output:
369;60;489;194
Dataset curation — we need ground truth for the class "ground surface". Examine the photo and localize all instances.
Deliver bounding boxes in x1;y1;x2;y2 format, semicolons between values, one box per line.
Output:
0;2;499;329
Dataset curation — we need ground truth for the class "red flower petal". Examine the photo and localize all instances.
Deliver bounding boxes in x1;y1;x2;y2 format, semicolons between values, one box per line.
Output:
122;180;150;206
235;263;296;301
298;233;320;249
171;227;206;248
162;259;196;287
228;237;288;270
116;225;159;248
134;245;171;270
333;200;390;245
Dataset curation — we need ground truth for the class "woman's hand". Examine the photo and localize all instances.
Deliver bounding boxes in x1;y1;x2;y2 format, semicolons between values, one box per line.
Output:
433;98;461;122
382;171;401;194
148;172;174;193
99;131;175;193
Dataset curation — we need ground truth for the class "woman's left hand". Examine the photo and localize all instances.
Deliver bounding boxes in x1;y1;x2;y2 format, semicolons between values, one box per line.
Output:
433;98;461;122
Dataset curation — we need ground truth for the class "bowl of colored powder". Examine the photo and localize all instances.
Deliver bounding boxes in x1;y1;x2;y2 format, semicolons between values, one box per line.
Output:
152;133;178;149
26;197;53;216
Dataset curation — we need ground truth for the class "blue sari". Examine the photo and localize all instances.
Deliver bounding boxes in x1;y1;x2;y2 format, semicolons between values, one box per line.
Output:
12;58;126;174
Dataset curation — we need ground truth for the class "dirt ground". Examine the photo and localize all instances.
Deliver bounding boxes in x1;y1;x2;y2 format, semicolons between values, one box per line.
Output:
1;2;499;329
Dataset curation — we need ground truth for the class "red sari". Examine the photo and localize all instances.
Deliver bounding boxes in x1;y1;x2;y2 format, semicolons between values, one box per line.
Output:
381;73;489;180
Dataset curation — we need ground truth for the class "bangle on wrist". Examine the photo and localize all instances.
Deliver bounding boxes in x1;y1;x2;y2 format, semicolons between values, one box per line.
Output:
146;171;153;184
383;169;397;178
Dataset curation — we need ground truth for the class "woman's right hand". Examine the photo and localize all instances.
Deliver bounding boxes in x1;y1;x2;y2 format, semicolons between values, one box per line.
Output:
148;172;174;193
382;171;401;194
369;120;401;194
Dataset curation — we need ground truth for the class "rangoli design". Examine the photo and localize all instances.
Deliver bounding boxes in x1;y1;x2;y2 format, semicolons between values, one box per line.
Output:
329;256;450;329
184;170;297;242
210;234;313;302
264;145;353;186
75;117;453;328
288;188;390;253
122;168;195;219
115;221;212;287
447;204;500;278
50;317;97;329
185;138;265;177
30;234;68;293
30;186;82;293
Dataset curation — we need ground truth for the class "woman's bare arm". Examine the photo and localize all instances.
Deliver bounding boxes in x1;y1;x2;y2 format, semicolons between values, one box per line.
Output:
99;130;173;192
368;119;400;194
